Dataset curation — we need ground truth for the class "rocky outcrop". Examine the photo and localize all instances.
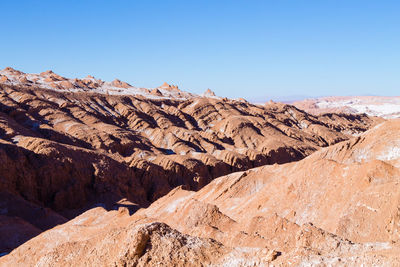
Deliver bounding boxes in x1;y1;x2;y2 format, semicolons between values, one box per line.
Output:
0;207;279;266
0;82;377;209
103;119;400;264
203;88;216;97
147;120;400;261
0;68;383;260
5;120;400;266
111;79;131;88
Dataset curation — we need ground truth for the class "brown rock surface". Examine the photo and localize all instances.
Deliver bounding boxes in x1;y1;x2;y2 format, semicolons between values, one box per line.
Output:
118;119;400;264
111;79;131;88
1;207;283;266
150;88;162;96
0;76;8;83
0;68;392;264
0;81;376;213
203;88;216;97
4;119;400;265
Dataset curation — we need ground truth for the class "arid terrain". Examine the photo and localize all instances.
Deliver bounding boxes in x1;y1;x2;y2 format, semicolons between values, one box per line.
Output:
293;96;400;119
2;68;400;266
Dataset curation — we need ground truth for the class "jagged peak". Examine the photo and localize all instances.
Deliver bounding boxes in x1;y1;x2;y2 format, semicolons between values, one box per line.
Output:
111;79;131;88
150;88;163;96
2;67;24;75
203;88;216;97
40;70;55;76
160;82;170;88
3;66;17;72
0;67;193;100
159;82;181;92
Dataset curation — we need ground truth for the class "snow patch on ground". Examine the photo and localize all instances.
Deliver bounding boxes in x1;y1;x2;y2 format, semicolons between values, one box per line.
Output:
11;135;22;144
353;148;371;163
357;203;378;212
299;121;309;129
377;146;400;161
315;97;400;118
362;242;392;250
164;195;192;213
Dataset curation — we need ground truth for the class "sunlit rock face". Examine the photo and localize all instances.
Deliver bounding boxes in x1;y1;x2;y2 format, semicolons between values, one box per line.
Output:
3;120;400;266
0;68;390;264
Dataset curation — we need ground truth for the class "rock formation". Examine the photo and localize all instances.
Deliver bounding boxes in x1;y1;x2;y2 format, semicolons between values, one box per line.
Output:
3;120;400;265
0;68;394;265
203;88;216;97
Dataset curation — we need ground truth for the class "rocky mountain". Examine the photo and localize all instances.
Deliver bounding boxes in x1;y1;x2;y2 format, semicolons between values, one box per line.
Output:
3;119;400;266
0;67;385;264
293;96;400;118
0;67;194;99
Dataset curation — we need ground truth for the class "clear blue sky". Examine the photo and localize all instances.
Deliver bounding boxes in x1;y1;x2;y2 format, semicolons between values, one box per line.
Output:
1;1;399;100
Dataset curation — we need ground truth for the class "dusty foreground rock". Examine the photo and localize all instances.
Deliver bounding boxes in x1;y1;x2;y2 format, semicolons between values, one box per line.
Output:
3;119;400;265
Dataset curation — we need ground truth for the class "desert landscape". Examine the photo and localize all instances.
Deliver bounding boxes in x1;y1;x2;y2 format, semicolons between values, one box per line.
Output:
2;1;400;266
0;68;400;265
